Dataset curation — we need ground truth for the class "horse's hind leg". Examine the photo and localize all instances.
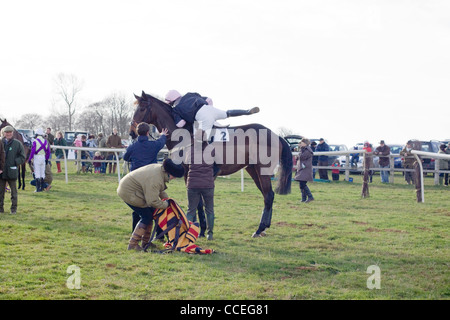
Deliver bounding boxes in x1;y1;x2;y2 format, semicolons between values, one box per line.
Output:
246;166;274;237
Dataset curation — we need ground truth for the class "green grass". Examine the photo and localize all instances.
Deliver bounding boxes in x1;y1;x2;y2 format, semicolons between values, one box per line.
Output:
0;163;449;300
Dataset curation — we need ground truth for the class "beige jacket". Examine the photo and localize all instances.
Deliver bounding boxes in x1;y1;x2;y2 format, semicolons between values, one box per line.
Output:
117;164;170;209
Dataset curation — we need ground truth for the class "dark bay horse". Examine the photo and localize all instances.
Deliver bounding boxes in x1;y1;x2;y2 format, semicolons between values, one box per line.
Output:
130;91;292;237
0;119;32;190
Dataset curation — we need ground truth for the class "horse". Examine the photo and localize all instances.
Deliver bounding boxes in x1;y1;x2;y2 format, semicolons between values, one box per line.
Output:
0;119;32;190
130;91;292;237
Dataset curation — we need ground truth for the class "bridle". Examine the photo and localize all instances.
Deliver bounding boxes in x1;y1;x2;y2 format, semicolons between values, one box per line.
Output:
130;102;152;133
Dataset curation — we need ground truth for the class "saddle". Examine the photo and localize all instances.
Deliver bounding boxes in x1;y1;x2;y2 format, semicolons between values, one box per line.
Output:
146;198;214;254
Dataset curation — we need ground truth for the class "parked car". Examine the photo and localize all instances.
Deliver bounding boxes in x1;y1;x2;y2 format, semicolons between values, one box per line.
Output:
284;135;324;152
64;131;89;159
284;135;304;151
328;144;348;166
338;144;364;173
17;128;34;138
409;140;440;171
64;131;89;146
16;129;34;146
389;144;404;168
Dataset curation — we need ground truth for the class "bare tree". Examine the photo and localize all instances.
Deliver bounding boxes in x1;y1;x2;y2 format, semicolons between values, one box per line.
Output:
102;92;133;137
278;126;300;138
53;73;84;131
15;113;44;129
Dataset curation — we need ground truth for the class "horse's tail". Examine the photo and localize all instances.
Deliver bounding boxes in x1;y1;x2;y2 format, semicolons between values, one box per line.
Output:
275;136;292;195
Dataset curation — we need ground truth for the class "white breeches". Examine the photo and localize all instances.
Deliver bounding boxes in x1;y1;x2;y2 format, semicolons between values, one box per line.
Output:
194;105;227;138
33;154;46;179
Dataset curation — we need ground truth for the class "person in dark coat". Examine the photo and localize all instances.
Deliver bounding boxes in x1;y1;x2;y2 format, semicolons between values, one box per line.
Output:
310;141;318;179
123;122;168;233
294;138;314;203
374;140;391;183
315;138;330;180
0;126;26;214
124;123;168;172
185;137;216;240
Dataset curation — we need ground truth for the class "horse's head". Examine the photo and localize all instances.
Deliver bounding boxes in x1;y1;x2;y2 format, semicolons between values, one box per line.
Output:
130;91;154;139
130;91;176;139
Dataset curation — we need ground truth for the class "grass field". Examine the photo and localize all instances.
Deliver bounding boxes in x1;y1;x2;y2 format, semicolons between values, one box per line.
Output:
0;162;448;300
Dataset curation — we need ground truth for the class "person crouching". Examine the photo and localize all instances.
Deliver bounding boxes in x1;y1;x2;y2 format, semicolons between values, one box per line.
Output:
117;159;185;251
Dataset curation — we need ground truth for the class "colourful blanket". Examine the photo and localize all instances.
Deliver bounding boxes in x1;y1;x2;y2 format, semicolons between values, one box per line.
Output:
152;198;213;254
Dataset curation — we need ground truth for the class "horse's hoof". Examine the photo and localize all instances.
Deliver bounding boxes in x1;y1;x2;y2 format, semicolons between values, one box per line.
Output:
251;231;266;238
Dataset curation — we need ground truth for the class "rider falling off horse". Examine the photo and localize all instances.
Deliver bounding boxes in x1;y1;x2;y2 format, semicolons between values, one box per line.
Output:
164;90;260;139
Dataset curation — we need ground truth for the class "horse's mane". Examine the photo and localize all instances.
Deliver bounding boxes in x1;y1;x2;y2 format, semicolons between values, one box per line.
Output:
143;93;173;115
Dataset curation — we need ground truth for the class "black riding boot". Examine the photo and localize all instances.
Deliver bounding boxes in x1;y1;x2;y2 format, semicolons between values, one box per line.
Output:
226;107;260;117
34;178;41;193
304;186;314;203
301;189;307;202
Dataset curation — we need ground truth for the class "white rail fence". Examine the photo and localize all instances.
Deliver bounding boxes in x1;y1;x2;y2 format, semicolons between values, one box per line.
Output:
294;150;450;185
50;146;449;202
50;145;126;183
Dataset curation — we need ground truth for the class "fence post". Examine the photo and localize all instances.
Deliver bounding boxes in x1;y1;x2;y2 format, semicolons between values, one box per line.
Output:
413;154;424;203
345;154;350;182
115;152;121;183
361;153;370;198
63;148;68;184
434;159;440;185
389;156;395;183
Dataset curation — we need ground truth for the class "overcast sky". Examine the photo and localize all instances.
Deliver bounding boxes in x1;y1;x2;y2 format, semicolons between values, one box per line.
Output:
1;0;449;147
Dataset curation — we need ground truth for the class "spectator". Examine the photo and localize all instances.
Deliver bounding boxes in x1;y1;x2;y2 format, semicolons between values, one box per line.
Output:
86;134;97;158
29;128;51;193
331;159;340;181
294;138;314;203
46;127;54;163
123;123;168;172
97;133;107;174
93;151;104;174
106;128;123;174
117;159;185;251
80;135;88;173
123;122;169;233
185;137;215;240
400;141;416;185
310;141;318;179
0;132;5;183
350;146;360;168
374;140;391;183
438;143;450;186
315;138;329;180
73;134;82;168
54;131;67;173
0;126;26;214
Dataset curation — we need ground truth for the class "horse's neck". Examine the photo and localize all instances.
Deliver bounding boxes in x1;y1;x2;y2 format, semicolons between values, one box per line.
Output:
154;105;186;151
